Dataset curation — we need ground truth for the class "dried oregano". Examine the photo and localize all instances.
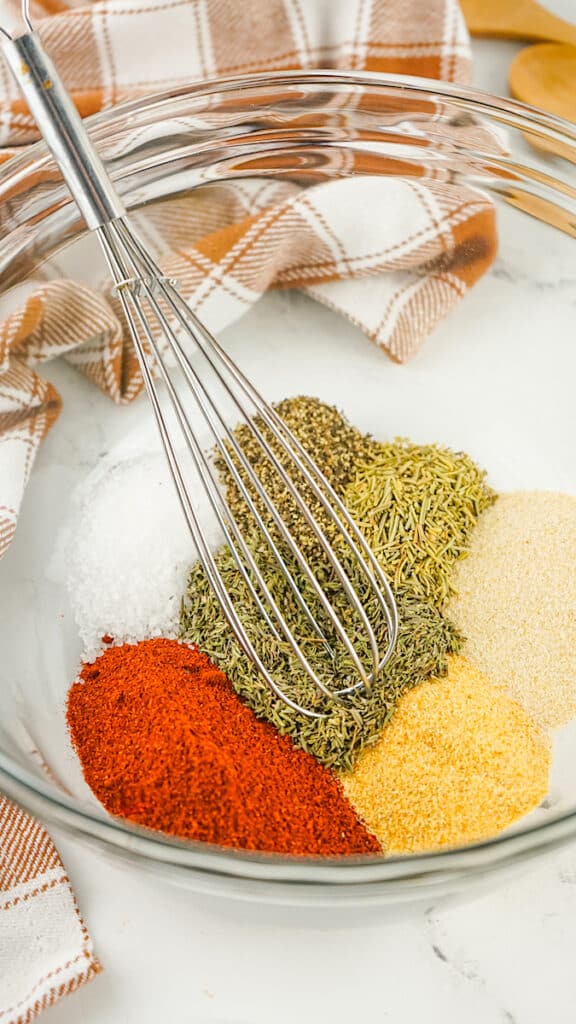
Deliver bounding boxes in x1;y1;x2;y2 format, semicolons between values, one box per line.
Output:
179;395;476;770
214;395;375;554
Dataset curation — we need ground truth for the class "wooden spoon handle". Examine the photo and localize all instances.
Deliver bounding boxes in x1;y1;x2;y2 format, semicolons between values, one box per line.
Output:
460;0;576;47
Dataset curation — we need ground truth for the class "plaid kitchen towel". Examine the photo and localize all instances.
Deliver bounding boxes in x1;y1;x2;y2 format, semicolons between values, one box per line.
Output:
0;797;101;1024
0;0;498;564
0;1;496;1020
0;0;472;146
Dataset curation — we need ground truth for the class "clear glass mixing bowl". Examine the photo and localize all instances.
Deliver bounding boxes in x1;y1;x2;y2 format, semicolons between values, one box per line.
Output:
1;71;575;909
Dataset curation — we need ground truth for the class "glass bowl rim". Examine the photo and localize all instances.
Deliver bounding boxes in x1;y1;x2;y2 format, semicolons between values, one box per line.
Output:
1;67;576;188
1;67;575;885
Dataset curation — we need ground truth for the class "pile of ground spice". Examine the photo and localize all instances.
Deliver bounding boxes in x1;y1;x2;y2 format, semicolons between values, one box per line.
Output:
181;562;461;770
340;656;551;854
66;638;381;857
181;396;464;770
344;439;495;607
448;491;576;730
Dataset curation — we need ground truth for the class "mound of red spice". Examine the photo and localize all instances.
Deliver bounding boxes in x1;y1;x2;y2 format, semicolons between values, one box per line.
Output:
66;638;380;857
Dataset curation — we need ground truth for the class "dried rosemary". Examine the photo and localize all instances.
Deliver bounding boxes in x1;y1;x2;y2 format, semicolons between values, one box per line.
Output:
344;440;495;608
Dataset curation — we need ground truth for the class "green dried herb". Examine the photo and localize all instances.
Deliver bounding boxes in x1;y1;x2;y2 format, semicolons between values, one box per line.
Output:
344;440;496;608
180;543;461;770
180;396;469;770
215;395;375;553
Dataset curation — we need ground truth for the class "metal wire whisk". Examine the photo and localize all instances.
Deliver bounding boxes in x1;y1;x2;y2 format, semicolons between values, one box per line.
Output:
1;3;398;717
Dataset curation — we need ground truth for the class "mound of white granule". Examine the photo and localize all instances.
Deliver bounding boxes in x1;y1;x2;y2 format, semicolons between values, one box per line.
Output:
63;448;224;661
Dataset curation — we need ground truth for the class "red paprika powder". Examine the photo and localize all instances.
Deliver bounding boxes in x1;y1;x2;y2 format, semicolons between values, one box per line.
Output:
66;637;380;857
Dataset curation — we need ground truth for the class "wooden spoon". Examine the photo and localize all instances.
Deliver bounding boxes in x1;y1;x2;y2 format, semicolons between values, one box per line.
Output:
460;0;576;47
509;43;576;120
510;44;576;161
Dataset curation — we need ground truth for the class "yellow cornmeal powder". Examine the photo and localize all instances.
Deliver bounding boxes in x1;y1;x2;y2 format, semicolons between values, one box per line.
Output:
448;492;576;730
340;657;550;855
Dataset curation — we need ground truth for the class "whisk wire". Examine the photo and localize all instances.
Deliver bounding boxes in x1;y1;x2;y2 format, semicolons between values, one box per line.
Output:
133;238;399;659
112;220;390;691
102;221;382;699
144;311;336;653
98;223;359;713
155;278;399;686
99;227;336;718
119;224;394;679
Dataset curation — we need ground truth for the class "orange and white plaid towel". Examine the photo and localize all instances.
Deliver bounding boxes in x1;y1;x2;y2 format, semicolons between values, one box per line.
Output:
0;0;499;564
0;0;496;1020
0;797;100;1023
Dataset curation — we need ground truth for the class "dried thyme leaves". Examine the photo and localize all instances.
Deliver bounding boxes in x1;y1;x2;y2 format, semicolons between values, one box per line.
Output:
344;440;495;607
180;548;461;770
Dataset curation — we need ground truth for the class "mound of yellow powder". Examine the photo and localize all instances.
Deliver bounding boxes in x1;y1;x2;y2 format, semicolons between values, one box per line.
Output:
448;492;576;731
340;656;550;854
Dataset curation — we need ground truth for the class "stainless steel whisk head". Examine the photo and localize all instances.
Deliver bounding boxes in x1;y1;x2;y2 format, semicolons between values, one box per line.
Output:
1;4;398;716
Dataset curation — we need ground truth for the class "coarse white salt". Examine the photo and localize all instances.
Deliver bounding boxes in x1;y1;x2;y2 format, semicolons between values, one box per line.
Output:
448;491;576;732
61;445;224;661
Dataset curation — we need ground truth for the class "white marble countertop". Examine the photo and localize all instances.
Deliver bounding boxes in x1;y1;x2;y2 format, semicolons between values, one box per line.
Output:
30;8;576;1023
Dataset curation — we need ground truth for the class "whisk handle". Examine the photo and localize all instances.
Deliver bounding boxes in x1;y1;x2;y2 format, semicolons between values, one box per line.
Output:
2;31;125;230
